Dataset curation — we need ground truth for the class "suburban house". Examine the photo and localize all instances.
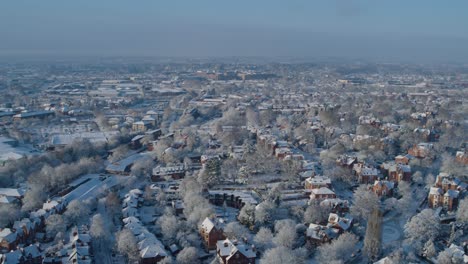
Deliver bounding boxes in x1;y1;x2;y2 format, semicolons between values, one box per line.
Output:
207;190;258;209
151;164;187;182
305;176;332;190
216;239;256;264
309;187;336;201
428;187;459;211
353;163;379;184
320;199;350;214
456;150;468;165
408;143;433;158
435;173;467;192
372;180;395;197
306;223;340;245
327;213;353;233
380;162;411;182
0;228;19;251
336;155;358;169
394;154;410;165
0;188;25;205
200;217;226;250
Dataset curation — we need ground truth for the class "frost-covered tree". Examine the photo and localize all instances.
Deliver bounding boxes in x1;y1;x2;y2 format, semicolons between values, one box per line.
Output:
238;203;255;227
131;156;155;179
316;232;358;264
396;181;412;218
46;215;66;239
304;200;330;224
260;246;307;264
90;214;110;241
21;184;46;212
456;197;468;223
116;229;139;262
351;185;380;222
437;247;464;264
404;209;440;251
157;209;179;244
223;222;250;240
176;247;198;264
159;257;174;264
64;200;90;224
255;200;276;226
197;158;221;187
424;240;437;259
0;204;20;227
273;219;297;248
254;227;274;251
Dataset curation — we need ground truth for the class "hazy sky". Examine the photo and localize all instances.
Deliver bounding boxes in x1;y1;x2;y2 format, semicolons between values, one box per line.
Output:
1;1;467;62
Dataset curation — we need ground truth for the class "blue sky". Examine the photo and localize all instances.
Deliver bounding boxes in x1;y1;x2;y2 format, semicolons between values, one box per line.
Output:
1;1;467;61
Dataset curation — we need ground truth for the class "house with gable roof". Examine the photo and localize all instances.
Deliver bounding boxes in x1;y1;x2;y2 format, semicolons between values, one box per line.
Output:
200;217;226;250
216;239;256;264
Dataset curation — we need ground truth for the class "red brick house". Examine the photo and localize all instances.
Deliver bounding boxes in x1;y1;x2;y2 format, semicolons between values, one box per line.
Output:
336;155;358;169
310;187;336;201
304;176;332;190
456;151;468;165
306;223;340;246
0;228;19;251
395;155;410;165
353;163;379;184
216;239;256;264
408;143;433;158
200;217;226;250
327;213;353;233
372;180;395;197
428;187;459;211
435;173;466;192
381;162;411;182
